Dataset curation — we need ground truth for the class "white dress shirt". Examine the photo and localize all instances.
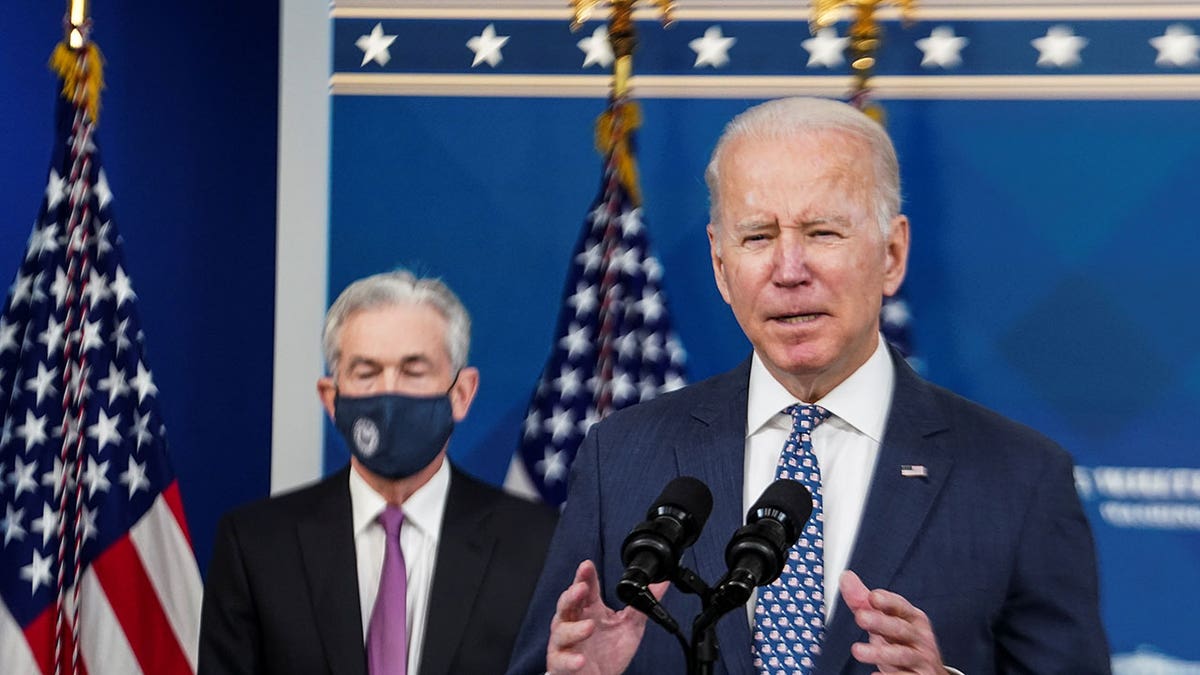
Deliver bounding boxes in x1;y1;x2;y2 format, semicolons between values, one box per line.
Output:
350;460;449;675
743;335;894;625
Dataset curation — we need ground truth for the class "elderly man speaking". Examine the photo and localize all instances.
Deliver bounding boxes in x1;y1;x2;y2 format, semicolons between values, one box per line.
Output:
507;97;1109;675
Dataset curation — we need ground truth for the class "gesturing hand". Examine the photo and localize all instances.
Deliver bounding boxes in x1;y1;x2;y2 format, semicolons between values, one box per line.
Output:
547;560;668;675
840;570;950;675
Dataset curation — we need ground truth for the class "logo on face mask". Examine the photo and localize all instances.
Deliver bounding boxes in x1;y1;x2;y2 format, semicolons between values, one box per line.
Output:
334;386;457;480
352;417;380;457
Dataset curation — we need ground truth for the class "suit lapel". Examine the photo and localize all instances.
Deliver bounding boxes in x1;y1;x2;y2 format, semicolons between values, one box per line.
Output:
419;467;493;675
674;359;756;675
296;468;367;675
820;353;952;674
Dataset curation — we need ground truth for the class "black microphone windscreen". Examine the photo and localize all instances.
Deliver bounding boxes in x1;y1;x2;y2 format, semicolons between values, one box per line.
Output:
652;476;714;528
749;479;814;529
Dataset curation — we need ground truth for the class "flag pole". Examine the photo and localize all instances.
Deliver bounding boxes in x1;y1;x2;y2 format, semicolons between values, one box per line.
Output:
810;0;916;124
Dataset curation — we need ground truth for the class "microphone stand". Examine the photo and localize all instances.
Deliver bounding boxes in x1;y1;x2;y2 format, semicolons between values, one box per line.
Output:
671;566;720;675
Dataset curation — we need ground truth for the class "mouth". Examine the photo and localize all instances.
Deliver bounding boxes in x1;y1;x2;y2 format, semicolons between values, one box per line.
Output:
770;313;825;324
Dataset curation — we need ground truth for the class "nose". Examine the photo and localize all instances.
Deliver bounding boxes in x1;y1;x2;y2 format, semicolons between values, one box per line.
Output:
771;231;811;287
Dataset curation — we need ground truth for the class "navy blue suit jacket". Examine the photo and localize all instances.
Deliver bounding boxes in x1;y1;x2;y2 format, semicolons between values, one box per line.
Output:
508;352;1110;674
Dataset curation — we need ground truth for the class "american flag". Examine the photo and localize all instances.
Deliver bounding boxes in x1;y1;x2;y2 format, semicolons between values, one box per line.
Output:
0;41;201;674
507;98;687;507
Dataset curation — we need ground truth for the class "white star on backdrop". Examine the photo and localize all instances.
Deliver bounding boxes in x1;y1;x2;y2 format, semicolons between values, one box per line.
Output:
690;25;736;68
468;24;510;68
802;28;849;68
578;26;614;68
356;23;397;67
1150;24;1200;67
1032;25;1087;68
916;26;969;68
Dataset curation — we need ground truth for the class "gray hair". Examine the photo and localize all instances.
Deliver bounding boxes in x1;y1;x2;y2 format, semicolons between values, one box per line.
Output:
704;96;901;237
322;270;471;374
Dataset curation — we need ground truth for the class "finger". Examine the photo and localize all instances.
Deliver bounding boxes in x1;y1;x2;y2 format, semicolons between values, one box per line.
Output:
839;569;872;611
546;648;587;674
648;579;671;601
852;605;922;646
850;638;925;670
868;588;930;625
555;561;603;623
549;617;597;651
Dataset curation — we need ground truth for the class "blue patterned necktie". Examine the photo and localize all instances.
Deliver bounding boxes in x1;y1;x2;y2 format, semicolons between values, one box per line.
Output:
753;404;833;675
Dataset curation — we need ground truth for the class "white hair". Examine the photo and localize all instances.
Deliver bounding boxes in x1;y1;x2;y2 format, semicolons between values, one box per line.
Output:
322;270;471;374
704;96;901;237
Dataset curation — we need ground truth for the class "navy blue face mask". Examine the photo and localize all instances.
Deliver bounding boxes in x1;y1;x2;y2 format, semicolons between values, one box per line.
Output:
333;384;456;480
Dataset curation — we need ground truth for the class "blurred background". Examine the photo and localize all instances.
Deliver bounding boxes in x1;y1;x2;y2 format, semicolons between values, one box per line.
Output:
3;1;1198;669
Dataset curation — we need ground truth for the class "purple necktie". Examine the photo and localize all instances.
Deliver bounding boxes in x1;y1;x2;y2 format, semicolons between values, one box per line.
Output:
367;505;408;675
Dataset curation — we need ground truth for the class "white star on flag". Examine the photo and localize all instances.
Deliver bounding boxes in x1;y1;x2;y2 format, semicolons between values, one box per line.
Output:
536;449;569;484
87;409;123;451
131;360;158;403
690;26;736;68
578;26;614;68
356;22;398;67
120;457;151;498
111;266;137;307
45;169;66;209
82;456;111;499
93;169;113;209
1;504;27;545
24;363;58;407
802;27;849;68
916;26;969;68
30;502;58;547
16;413;48;454
1150;24;1200;67
468;23;510;68
8;457;40;498
20;550;54;594
1032;25;1087;68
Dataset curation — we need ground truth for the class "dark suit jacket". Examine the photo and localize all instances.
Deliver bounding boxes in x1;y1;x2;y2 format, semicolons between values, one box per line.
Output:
508;352;1110;674
199;463;557;675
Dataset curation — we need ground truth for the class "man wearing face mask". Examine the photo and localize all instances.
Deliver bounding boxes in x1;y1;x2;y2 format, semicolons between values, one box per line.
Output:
199;270;559;675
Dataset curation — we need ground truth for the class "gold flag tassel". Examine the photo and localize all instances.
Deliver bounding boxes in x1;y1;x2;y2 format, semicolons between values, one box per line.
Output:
595;99;643;206
50;0;104;124
572;0;673;206
50;42;105;123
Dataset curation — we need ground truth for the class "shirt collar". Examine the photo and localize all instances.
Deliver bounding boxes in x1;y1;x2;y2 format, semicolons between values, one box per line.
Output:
349;459;451;540
746;335;895;443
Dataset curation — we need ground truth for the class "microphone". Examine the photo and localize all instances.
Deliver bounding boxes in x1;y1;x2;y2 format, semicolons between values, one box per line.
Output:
711;479;814;611
616;476;713;608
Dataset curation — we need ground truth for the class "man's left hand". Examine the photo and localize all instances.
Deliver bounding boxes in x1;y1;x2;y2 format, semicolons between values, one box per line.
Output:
839;570;950;675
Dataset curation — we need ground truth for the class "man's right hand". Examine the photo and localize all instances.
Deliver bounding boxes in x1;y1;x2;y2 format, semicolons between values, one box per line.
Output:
546;560;667;675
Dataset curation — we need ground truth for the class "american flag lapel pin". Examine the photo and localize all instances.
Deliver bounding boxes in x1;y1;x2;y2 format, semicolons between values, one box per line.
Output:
900;464;928;478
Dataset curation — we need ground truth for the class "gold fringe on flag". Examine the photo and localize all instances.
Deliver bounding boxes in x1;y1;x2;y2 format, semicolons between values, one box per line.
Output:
49;41;105;124
594;100;643;207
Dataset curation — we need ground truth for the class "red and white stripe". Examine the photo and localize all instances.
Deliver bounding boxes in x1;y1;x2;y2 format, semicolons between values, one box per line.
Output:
1;482;202;675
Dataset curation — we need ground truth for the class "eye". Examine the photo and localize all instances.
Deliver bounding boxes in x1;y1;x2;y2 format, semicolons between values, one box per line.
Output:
741;232;772;248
